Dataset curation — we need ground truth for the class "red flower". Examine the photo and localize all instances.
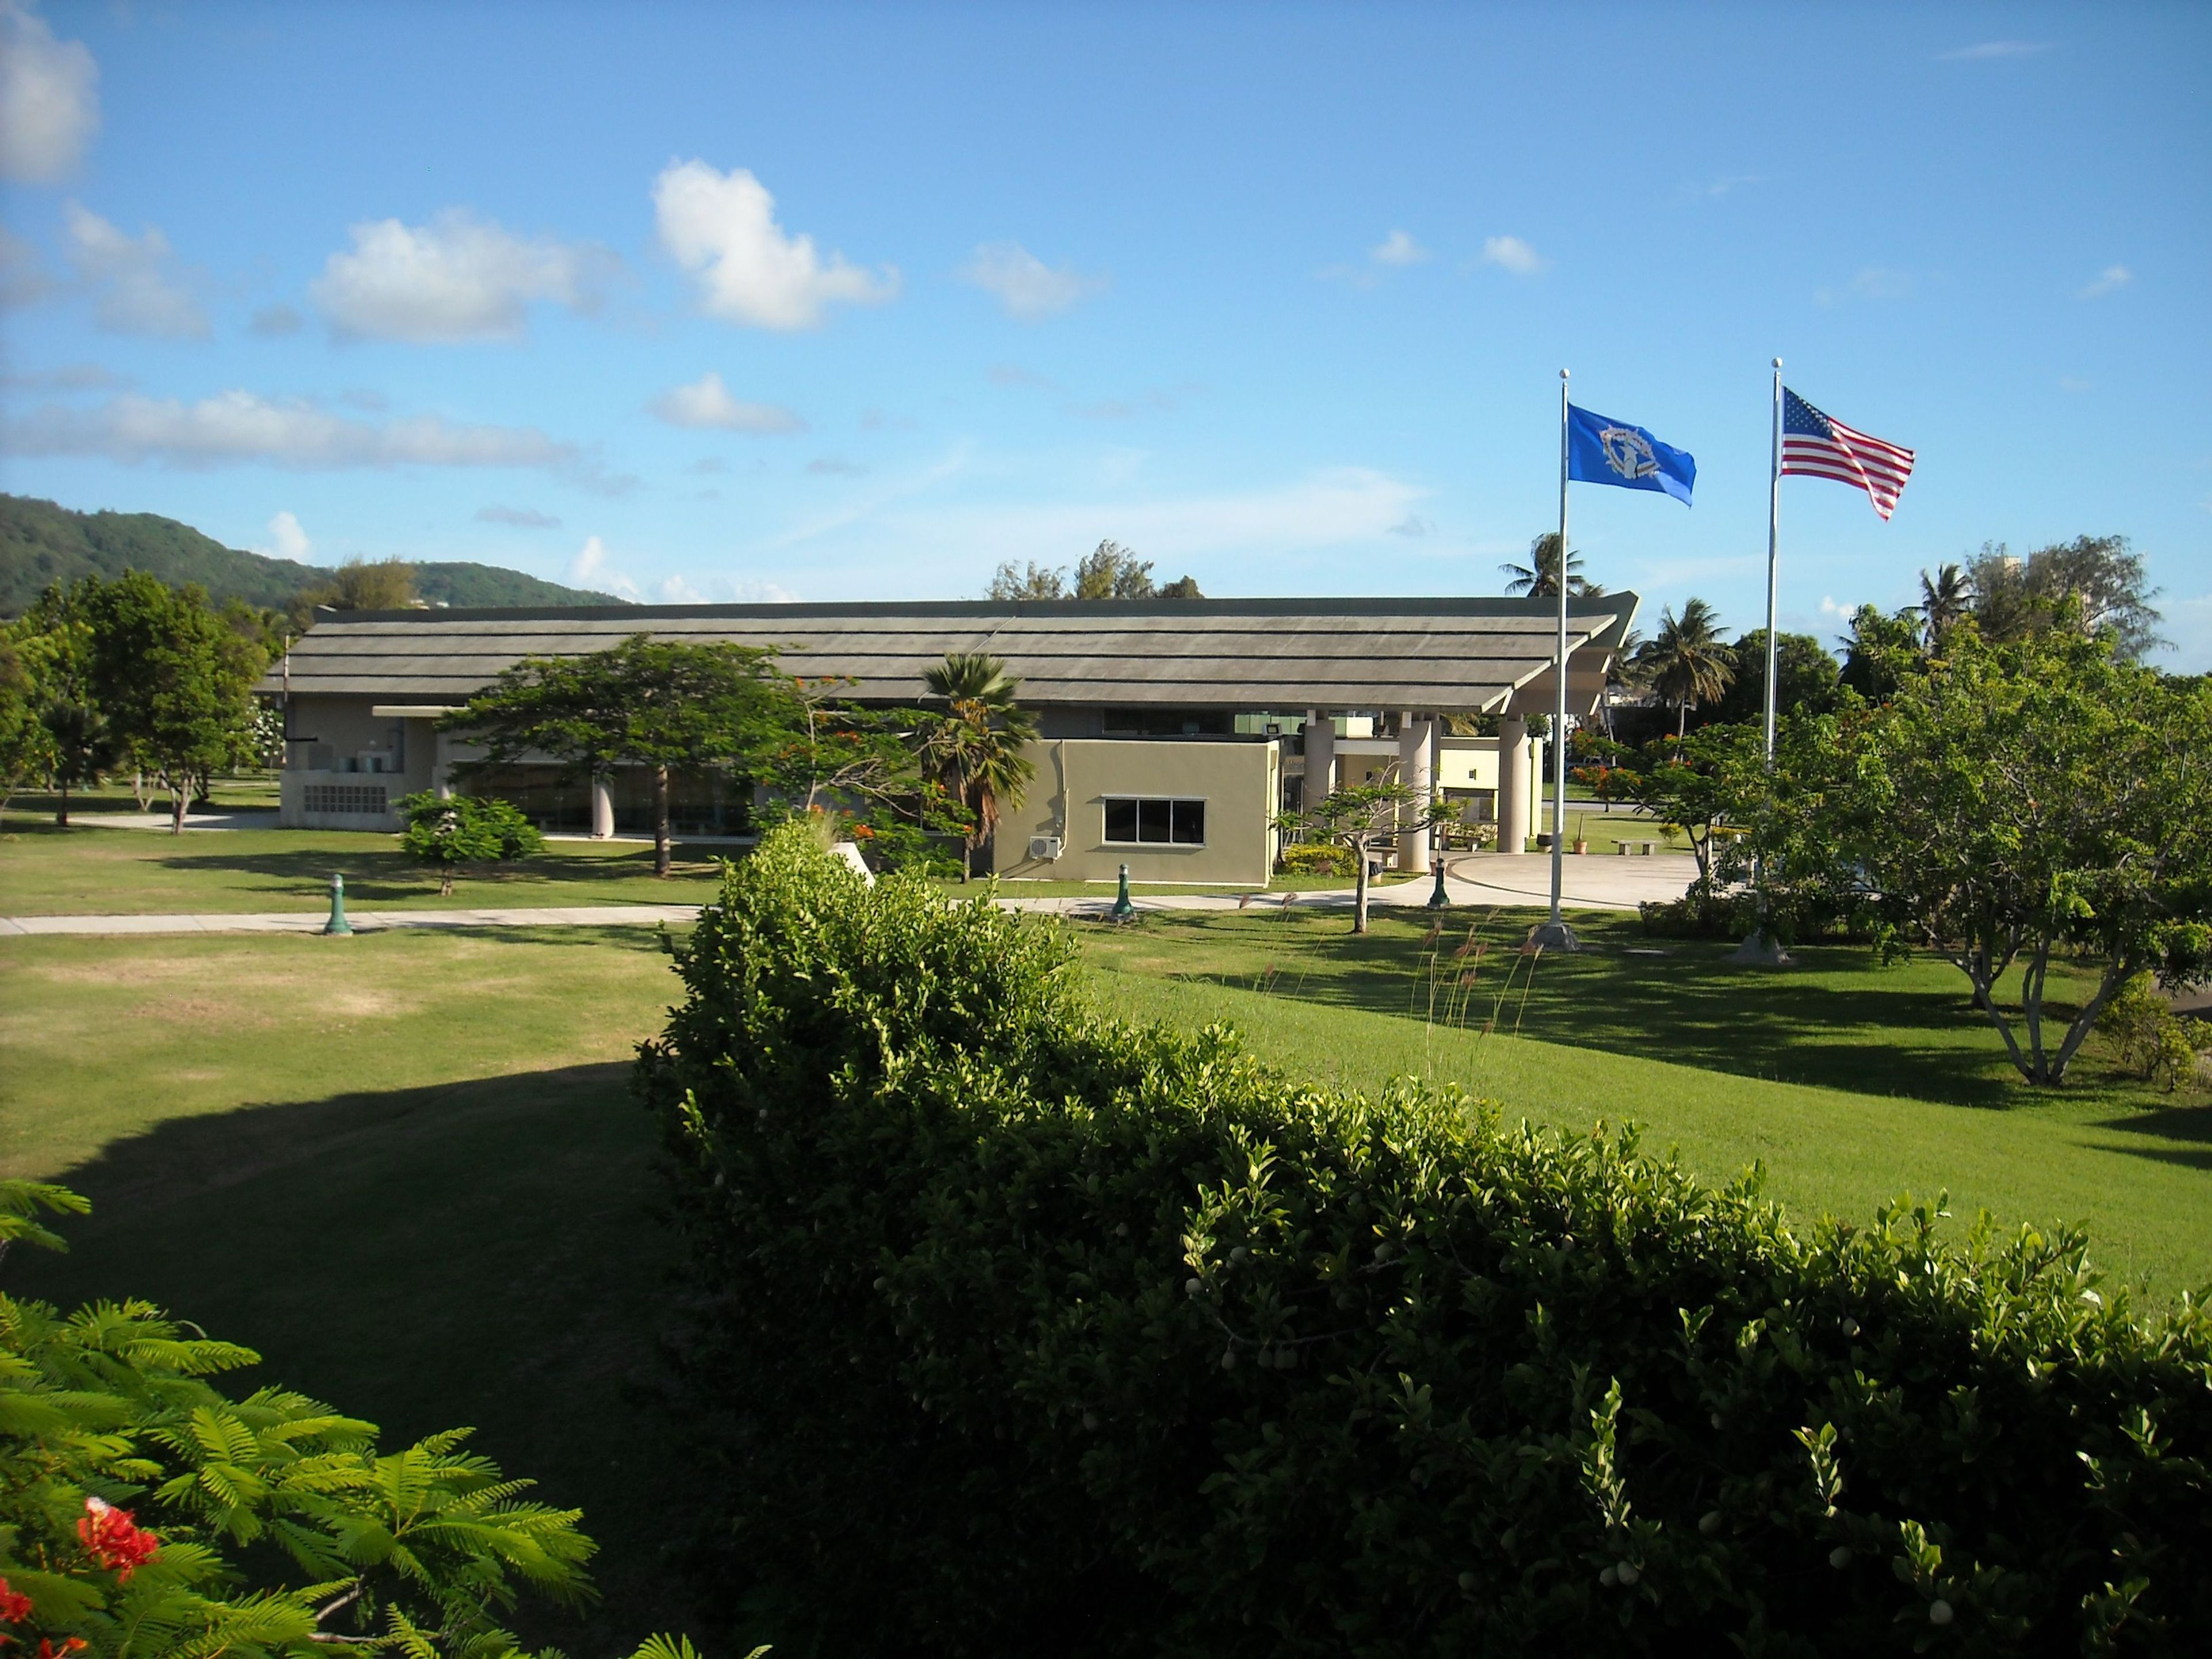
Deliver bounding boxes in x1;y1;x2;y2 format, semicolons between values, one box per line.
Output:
78;1495;160;1581
36;1641;88;1659
0;1576;32;1622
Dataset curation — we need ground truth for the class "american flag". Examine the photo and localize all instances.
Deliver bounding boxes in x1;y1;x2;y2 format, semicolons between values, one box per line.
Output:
1781;389;1915;520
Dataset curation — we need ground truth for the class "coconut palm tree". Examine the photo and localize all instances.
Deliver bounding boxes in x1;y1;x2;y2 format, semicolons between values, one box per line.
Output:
1600;623;1646;742
1500;533;1604;600
1634;599;1737;748
1918;562;1974;650
919;652;1038;881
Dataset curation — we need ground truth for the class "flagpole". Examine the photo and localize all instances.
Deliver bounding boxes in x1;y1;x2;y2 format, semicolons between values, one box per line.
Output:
1731;359;1792;966
1763;359;1782;763
1534;369;1578;949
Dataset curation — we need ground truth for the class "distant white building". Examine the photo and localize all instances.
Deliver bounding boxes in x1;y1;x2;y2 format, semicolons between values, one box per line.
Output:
263;593;1637;885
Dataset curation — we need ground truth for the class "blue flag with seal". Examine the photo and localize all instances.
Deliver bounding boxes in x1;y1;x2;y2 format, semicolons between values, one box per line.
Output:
1567;404;1696;505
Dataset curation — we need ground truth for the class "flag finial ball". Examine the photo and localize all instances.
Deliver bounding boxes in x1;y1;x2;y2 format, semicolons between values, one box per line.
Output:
1772;357;1782;369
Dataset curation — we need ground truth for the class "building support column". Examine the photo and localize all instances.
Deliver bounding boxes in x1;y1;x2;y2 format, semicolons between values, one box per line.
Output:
1397;712;1435;871
431;730;453;801
590;774;615;840
1304;710;1336;807
1497;716;1531;854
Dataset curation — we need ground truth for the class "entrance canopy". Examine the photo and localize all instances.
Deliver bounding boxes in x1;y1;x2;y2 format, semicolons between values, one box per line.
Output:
267;593;1639;717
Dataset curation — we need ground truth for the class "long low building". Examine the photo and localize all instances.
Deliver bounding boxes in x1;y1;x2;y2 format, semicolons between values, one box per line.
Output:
264;593;1638;885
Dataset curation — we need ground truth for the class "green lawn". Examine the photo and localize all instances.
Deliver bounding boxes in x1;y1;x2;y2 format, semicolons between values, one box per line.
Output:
5;838;2207;1643
0;818;737;914
1075;907;2212;1294
0;926;698;1649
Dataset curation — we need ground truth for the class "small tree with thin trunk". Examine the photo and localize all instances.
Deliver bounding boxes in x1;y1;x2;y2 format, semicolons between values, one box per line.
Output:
397;790;544;895
918;653;1037;881
448;634;791;877
1275;773;1451;934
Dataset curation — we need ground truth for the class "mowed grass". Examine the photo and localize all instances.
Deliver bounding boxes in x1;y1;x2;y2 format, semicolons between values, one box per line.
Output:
0;818;736;915
0;927;697;1647
1076;907;2212;1294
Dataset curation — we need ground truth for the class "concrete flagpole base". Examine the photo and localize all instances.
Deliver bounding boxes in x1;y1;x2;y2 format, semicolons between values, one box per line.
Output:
1528;919;1581;951
1729;930;1793;967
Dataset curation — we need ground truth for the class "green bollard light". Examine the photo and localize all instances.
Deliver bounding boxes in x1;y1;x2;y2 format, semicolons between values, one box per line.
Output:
323;872;353;936
1111;861;1135;922
1427;855;1450;910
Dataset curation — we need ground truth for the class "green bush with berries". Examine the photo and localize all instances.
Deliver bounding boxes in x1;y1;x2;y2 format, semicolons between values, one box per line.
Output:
638;824;2212;1655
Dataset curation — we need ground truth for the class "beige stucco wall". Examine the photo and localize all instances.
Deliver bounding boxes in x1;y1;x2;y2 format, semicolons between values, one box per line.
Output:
998;737;1276;885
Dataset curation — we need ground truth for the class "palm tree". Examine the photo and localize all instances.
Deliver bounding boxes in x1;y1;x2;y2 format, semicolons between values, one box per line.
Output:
1600;623;1646;742
1633;599;1736;748
1500;533;1604;600
1918;562;1973;650
919;653;1038;881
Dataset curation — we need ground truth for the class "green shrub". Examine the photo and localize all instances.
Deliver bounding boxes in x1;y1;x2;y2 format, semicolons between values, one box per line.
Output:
638;825;2212;1656
397;790;544;896
2096;975;2212;1093
1276;840;1354;877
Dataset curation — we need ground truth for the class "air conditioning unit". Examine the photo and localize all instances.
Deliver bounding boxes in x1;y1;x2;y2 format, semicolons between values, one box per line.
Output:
1028;835;1064;862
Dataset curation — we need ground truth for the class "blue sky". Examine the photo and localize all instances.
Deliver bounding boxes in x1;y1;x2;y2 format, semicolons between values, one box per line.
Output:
2;1;2207;666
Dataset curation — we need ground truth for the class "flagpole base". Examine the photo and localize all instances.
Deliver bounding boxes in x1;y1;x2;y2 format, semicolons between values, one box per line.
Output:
1528;919;1581;952
1729;930;1792;967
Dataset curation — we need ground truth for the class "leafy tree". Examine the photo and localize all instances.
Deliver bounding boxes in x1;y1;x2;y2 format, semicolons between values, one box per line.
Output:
0;632;40;810
1499;532;1601;600
1835;603;1923;702
1633;598;1734;745
1706;628;1842;729
917;653;1036;881
1966;535;2164;660
449;634;791;878
984;541;1201;602
1274;774;1450;934
291;557;418;627
397;791;544;896
1760;628;2212;1084
1918;562;1973;650
1608;725;1764;885
986;560;1066;600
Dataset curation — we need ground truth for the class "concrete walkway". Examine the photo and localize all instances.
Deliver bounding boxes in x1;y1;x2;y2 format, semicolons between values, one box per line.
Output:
0;853;1699;937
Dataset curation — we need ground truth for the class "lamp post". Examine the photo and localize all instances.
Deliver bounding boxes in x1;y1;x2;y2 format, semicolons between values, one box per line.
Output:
1111;862;1135;921
322;872;353;936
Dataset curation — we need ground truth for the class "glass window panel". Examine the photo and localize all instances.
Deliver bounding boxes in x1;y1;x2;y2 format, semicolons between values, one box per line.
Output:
1138;799;1171;842
1171;800;1206;843
1104;798;1138;843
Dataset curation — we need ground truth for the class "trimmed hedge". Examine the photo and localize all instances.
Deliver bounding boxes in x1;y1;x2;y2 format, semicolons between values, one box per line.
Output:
638;825;2212;1656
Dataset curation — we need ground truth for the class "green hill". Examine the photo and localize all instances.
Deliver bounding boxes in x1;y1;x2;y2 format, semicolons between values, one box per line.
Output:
0;494;626;616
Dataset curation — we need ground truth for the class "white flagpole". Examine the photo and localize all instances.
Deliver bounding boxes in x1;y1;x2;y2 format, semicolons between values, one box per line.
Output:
1763;359;1782;764
1535;369;1578;949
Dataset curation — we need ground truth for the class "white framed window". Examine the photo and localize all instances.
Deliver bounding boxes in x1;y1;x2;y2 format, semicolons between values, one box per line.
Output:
1103;796;1206;846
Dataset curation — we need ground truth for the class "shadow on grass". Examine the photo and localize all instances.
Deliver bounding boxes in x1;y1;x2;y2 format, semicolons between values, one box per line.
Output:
1116;909;2118;1111
0;1063;706;1651
2091;1103;2212;1171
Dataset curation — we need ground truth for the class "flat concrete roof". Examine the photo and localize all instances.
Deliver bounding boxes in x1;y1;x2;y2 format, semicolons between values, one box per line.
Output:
267;593;1638;715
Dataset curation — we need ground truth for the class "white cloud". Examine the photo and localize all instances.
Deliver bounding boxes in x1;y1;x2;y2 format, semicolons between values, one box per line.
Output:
259;510;313;563
249;302;303;336
2080;264;2131;298
1937;40;2051;61
1371;230;1429;267
312;210;615;343
0;1;99;183
570;535;608;580
1818;594;1855;619
0;360;122;389
650;370;805;433
5;388;633;492
658;574;707;603
0;224;54;306
1478;235;1547;276
960;240;1105;319
477;504;560;528
62;203;208;338
1389;514;1437;538
653;158;897;329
